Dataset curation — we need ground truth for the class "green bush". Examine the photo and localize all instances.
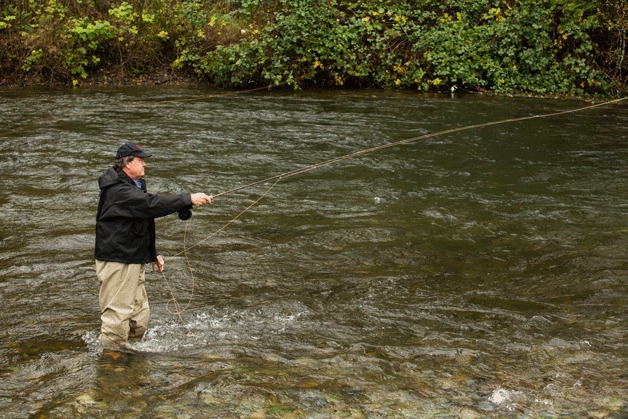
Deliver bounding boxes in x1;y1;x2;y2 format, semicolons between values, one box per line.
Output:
0;0;623;94
178;0;615;94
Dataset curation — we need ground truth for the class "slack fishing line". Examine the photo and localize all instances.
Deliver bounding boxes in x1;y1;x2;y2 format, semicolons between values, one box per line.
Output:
162;178;281;322
160;95;626;321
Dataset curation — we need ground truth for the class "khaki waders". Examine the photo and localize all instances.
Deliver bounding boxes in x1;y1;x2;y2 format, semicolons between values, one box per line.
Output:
95;260;150;348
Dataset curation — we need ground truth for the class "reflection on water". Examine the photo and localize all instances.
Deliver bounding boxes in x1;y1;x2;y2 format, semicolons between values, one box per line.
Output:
0;87;626;417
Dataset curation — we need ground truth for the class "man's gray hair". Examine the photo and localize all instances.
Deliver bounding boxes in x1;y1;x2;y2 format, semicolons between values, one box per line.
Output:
115;155;135;169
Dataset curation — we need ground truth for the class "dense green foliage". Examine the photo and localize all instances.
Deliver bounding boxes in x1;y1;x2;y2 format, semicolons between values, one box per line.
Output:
0;0;625;95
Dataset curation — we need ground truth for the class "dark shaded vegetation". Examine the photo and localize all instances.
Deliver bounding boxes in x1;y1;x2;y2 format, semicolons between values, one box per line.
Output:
0;0;624;95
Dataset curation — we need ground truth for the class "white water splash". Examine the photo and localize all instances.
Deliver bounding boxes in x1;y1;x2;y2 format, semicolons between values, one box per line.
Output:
489;386;526;410
489;387;511;404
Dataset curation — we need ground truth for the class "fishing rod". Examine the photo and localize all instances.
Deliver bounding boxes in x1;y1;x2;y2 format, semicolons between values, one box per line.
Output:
181;96;626;253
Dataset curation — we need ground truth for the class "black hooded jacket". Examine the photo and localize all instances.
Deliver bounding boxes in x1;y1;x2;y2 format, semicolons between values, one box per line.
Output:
95;167;192;264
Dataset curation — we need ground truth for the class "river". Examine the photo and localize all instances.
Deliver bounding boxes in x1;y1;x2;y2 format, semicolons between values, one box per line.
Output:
0;87;626;417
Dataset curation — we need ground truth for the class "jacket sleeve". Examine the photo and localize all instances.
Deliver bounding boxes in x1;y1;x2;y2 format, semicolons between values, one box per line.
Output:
98;183;192;221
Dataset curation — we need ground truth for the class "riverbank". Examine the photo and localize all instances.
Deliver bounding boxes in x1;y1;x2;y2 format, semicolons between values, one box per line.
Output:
4;73;620;104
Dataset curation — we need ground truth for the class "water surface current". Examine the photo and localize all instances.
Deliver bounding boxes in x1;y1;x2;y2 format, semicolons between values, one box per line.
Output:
0;87;626;417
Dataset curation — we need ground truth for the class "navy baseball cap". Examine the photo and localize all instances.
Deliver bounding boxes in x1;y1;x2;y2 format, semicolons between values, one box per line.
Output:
116;143;153;159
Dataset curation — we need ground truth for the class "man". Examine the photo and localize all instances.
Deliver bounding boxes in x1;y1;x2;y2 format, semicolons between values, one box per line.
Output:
95;143;212;349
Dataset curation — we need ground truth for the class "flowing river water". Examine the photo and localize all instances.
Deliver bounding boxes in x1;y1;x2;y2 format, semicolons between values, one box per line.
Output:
0;87;625;417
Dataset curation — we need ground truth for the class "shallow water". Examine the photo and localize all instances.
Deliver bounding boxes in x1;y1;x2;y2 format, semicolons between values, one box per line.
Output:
0;87;626;417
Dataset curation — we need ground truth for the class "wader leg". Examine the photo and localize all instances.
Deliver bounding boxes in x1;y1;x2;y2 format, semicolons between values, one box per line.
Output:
95;260;147;348
129;272;150;342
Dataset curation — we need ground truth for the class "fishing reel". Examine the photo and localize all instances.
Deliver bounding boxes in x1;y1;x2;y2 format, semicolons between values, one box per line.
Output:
178;206;193;221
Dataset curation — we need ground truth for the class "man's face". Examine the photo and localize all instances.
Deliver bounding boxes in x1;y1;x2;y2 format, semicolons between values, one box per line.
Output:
124;156;146;180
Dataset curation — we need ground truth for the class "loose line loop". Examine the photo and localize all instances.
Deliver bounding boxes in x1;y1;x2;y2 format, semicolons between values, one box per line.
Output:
161;178;282;322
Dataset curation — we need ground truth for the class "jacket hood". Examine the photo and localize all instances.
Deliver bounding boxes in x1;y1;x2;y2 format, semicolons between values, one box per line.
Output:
98;167;123;190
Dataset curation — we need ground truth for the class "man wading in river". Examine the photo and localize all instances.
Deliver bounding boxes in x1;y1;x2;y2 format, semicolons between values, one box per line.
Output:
94;143;212;350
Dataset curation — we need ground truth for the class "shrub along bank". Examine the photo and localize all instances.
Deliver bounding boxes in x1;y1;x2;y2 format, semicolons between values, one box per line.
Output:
0;0;625;95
